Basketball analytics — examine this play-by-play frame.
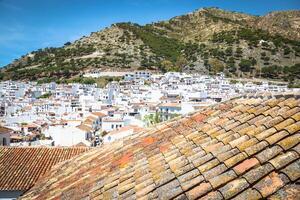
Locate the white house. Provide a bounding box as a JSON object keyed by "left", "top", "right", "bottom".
{"left": 0, "top": 126, "right": 13, "bottom": 146}
{"left": 103, "top": 125, "right": 143, "bottom": 144}
{"left": 102, "top": 118, "right": 125, "bottom": 132}
{"left": 44, "top": 121, "right": 91, "bottom": 146}
{"left": 158, "top": 102, "right": 182, "bottom": 121}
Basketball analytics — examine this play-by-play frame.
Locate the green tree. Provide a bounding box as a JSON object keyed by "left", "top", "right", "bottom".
{"left": 143, "top": 112, "right": 162, "bottom": 127}
{"left": 239, "top": 59, "right": 252, "bottom": 72}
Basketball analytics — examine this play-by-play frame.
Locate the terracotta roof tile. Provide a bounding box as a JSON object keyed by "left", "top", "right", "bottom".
{"left": 255, "top": 145, "right": 283, "bottom": 164}
{"left": 232, "top": 188, "right": 262, "bottom": 200}
{"left": 247, "top": 115, "right": 264, "bottom": 125}
{"left": 244, "top": 141, "right": 268, "bottom": 156}
{"left": 236, "top": 138, "right": 259, "bottom": 151}
{"left": 17, "top": 94, "right": 300, "bottom": 200}
{"left": 202, "top": 163, "right": 227, "bottom": 180}
{"left": 255, "top": 127, "right": 277, "bottom": 141}
{"left": 292, "top": 143, "right": 300, "bottom": 154}
{"left": 277, "top": 133, "right": 300, "bottom": 150}
{"left": 264, "top": 116, "right": 284, "bottom": 129}
{"left": 216, "top": 148, "right": 239, "bottom": 162}
{"left": 198, "top": 158, "right": 220, "bottom": 173}
{"left": 209, "top": 170, "right": 237, "bottom": 188}
{"left": 254, "top": 116, "right": 273, "bottom": 127}
{"left": 185, "top": 182, "right": 212, "bottom": 200}
{"left": 253, "top": 172, "right": 289, "bottom": 198}
{"left": 0, "top": 147, "right": 90, "bottom": 191}
{"left": 281, "top": 107, "right": 300, "bottom": 119}
{"left": 236, "top": 113, "right": 255, "bottom": 124}
{"left": 199, "top": 191, "right": 223, "bottom": 200}
{"left": 291, "top": 112, "right": 300, "bottom": 121}
{"left": 284, "top": 122, "right": 300, "bottom": 134}
{"left": 246, "top": 126, "right": 266, "bottom": 137}
{"left": 268, "top": 184, "right": 300, "bottom": 200}
{"left": 281, "top": 159, "right": 300, "bottom": 181}
{"left": 269, "top": 151, "right": 299, "bottom": 169}
{"left": 218, "top": 178, "right": 249, "bottom": 199}
{"left": 274, "top": 118, "right": 295, "bottom": 131}
{"left": 265, "top": 130, "right": 289, "bottom": 145}
{"left": 233, "top": 158, "right": 260, "bottom": 175}
{"left": 224, "top": 152, "right": 247, "bottom": 168}
{"left": 262, "top": 106, "right": 280, "bottom": 117}
{"left": 243, "top": 163, "right": 274, "bottom": 184}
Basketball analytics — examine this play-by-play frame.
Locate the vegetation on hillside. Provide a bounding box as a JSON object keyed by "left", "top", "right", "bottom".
{"left": 1, "top": 8, "right": 299, "bottom": 85}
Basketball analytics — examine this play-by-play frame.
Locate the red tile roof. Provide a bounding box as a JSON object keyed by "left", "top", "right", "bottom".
{"left": 91, "top": 112, "right": 107, "bottom": 117}
{"left": 0, "top": 126, "right": 13, "bottom": 134}
{"left": 19, "top": 93, "right": 300, "bottom": 199}
{"left": 0, "top": 147, "right": 91, "bottom": 191}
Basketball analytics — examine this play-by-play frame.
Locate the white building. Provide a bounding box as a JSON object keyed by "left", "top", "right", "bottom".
{"left": 102, "top": 118, "right": 125, "bottom": 132}
{"left": 0, "top": 126, "right": 13, "bottom": 146}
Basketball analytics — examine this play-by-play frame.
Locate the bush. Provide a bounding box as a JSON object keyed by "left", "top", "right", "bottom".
{"left": 239, "top": 59, "right": 253, "bottom": 72}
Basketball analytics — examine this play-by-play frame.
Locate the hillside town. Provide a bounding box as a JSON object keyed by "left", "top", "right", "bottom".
{"left": 0, "top": 71, "right": 293, "bottom": 147}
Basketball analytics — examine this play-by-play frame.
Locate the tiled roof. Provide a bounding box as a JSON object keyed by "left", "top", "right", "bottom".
{"left": 0, "top": 126, "right": 13, "bottom": 134}
{"left": 77, "top": 124, "right": 93, "bottom": 132}
{"left": 91, "top": 112, "right": 107, "bottom": 117}
{"left": 0, "top": 147, "right": 91, "bottom": 191}
{"left": 21, "top": 93, "right": 300, "bottom": 199}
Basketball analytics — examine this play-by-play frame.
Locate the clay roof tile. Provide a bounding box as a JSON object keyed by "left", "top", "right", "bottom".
{"left": 16, "top": 94, "right": 300, "bottom": 200}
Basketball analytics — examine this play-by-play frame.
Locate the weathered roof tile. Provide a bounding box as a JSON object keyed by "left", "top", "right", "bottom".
{"left": 274, "top": 118, "right": 295, "bottom": 131}
{"left": 264, "top": 116, "right": 284, "bottom": 129}
{"left": 185, "top": 182, "right": 212, "bottom": 200}
{"left": 292, "top": 143, "right": 300, "bottom": 155}
{"left": 16, "top": 94, "right": 300, "bottom": 200}
{"left": 284, "top": 122, "right": 300, "bottom": 134}
{"left": 236, "top": 138, "right": 259, "bottom": 151}
{"left": 156, "top": 179, "right": 183, "bottom": 199}
{"left": 265, "top": 130, "right": 289, "bottom": 145}
{"left": 255, "top": 145, "right": 283, "bottom": 164}
{"left": 198, "top": 158, "right": 220, "bottom": 173}
{"left": 243, "top": 163, "right": 274, "bottom": 184}
{"left": 216, "top": 148, "right": 240, "bottom": 162}
{"left": 269, "top": 151, "right": 299, "bottom": 169}
{"left": 268, "top": 184, "right": 300, "bottom": 200}
{"left": 203, "top": 164, "right": 227, "bottom": 180}
{"left": 229, "top": 135, "right": 249, "bottom": 148}
{"left": 218, "top": 178, "right": 249, "bottom": 199}
{"left": 253, "top": 172, "right": 289, "bottom": 198}
{"left": 232, "top": 188, "right": 262, "bottom": 200}
{"left": 209, "top": 170, "right": 237, "bottom": 189}
{"left": 199, "top": 191, "right": 223, "bottom": 200}
{"left": 244, "top": 141, "right": 268, "bottom": 156}
{"left": 255, "top": 128, "right": 277, "bottom": 141}
{"left": 277, "top": 133, "right": 300, "bottom": 150}
{"left": 224, "top": 152, "right": 247, "bottom": 168}
{"left": 280, "top": 159, "right": 300, "bottom": 181}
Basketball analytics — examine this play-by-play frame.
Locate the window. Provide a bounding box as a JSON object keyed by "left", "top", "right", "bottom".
{"left": 111, "top": 124, "right": 114, "bottom": 129}
{"left": 3, "top": 138, "right": 7, "bottom": 146}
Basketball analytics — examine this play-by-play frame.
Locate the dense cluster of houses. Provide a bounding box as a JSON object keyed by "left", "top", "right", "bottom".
{"left": 0, "top": 72, "right": 291, "bottom": 147}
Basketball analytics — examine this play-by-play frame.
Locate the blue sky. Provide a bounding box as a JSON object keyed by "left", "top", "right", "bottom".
{"left": 0, "top": 0, "right": 300, "bottom": 67}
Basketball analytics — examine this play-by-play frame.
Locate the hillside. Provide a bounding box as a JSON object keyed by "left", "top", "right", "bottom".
{"left": 1, "top": 8, "right": 300, "bottom": 84}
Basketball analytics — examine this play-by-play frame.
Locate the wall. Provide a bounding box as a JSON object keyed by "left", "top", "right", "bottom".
{"left": 0, "top": 133, "right": 10, "bottom": 146}
{"left": 0, "top": 190, "right": 24, "bottom": 199}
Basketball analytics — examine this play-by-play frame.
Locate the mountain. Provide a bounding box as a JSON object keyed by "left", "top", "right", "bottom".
{"left": 1, "top": 8, "right": 300, "bottom": 83}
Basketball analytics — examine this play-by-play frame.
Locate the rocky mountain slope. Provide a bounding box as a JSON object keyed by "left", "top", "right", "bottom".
{"left": 1, "top": 8, "right": 300, "bottom": 83}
